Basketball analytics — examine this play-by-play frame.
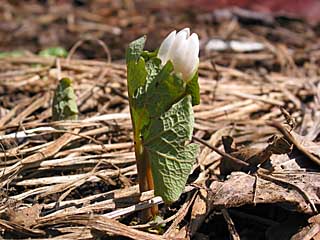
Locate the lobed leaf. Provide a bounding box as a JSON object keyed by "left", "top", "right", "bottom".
{"left": 143, "top": 96, "right": 199, "bottom": 203}
{"left": 126, "top": 36, "right": 148, "bottom": 97}
{"left": 186, "top": 72, "right": 200, "bottom": 106}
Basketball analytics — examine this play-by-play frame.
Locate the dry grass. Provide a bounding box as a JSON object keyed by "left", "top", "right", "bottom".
{"left": 0, "top": 1, "right": 320, "bottom": 239}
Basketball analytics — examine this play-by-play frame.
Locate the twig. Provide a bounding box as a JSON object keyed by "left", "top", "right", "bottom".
{"left": 192, "top": 136, "right": 249, "bottom": 167}
{"left": 104, "top": 196, "right": 163, "bottom": 219}
{"left": 267, "top": 121, "right": 320, "bottom": 166}
{"left": 300, "top": 224, "right": 320, "bottom": 240}
{"left": 67, "top": 38, "right": 112, "bottom": 63}
{"left": 221, "top": 209, "right": 240, "bottom": 240}
{"left": 163, "top": 191, "right": 197, "bottom": 238}
{"left": 257, "top": 169, "right": 318, "bottom": 214}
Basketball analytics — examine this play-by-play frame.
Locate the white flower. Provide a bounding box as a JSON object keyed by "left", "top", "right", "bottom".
{"left": 157, "top": 28, "right": 199, "bottom": 82}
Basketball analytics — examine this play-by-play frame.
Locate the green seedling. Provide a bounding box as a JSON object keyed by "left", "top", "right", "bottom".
{"left": 39, "top": 46, "right": 68, "bottom": 58}
{"left": 0, "top": 50, "right": 25, "bottom": 58}
{"left": 52, "top": 78, "right": 78, "bottom": 121}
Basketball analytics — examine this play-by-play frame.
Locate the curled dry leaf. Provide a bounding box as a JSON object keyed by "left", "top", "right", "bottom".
{"left": 209, "top": 172, "right": 320, "bottom": 214}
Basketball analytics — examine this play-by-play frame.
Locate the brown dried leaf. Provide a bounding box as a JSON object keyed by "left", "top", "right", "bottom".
{"left": 290, "top": 223, "right": 320, "bottom": 240}
{"left": 6, "top": 204, "right": 42, "bottom": 228}
{"left": 189, "top": 189, "right": 209, "bottom": 237}
{"left": 270, "top": 131, "right": 320, "bottom": 171}
{"left": 209, "top": 172, "right": 320, "bottom": 214}
{"left": 220, "top": 135, "right": 292, "bottom": 175}
{"left": 291, "top": 131, "right": 320, "bottom": 160}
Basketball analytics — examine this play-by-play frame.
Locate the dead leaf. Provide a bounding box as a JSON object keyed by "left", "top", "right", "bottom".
{"left": 6, "top": 204, "right": 42, "bottom": 228}
{"left": 189, "top": 189, "right": 209, "bottom": 237}
{"left": 209, "top": 172, "right": 320, "bottom": 214}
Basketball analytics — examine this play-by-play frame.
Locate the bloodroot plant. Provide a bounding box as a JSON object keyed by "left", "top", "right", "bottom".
{"left": 126, "top": 28, "right": 200, "bottom": 218}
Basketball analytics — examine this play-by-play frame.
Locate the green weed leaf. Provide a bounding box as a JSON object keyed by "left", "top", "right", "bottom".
{"left": 52, "top": 78, "right": 78, "bottom": 121}
{"left": 39, "top": 47, "right": 68, "bottom": 58}
{"left": 0, "top": 50, "right": 25, "bottom": 58}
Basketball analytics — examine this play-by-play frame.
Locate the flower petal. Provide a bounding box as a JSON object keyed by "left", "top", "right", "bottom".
{"left": 157, "top": 30, "right": 176, "bottom": 65}
{"left": 188, "top": 33, "right": 199, "bottom": 57}
{"left": 174, "top": 28, "right": 189, "bottom": 43}
{"left": 179, "top": 27, "right": 190, "bottom": 38}
{"left": 183, "top": 33, "right": 200, "bottom": 80}
{"left": 158, "top": 28, "right": 199, "bottom": 81}
{"left": 170, "top": 36, "right": 188, "bottom": 79}
{"left": 183, "top": 57, "right": 199, "bottom": 81}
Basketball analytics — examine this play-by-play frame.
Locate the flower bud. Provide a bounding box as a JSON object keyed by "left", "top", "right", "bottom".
{"left": 158, "top": 28, "right": 199, "bottom": 82}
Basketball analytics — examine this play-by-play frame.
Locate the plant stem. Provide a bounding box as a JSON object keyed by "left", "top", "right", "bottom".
{"left": 134, "top": 136, "right": 158, "bottom": 221}
{"left": 145, "top": 155, "right": 159, "bottom": 216}
{"left": 128, "top": 97, "right": 158, "bottom": 221}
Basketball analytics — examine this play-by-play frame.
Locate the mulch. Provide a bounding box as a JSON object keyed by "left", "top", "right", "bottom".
{"left": 0, "top": 1, "right": 319, "bottom": 239}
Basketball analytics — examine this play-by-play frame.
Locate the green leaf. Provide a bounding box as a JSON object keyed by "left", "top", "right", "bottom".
{"left": 52, "top": 78, "right": 78, "bottom": 121}
{"left": 143, "top": 96, "right": 199, "bottom": 203}
{"left": 0, "top": 50, "right": 25, "bottom": 58}
{"left": 39, "top": 47, "right": 68, "bottom": 58}
{"left": 141, "top": 50, "right": 158, "bottom": 61}
{"left": 186, "top": 72, "right": 200, "bottom": 106}
{"left": 132, "top": 59, "right": 186, "bottom": 143}
{"left": 139, "top": 60, "right": 185, "bottom": 119}
{"left": 126, "top": 36, "right": 147, "bottom": 97}
{"left": 126, "top": 36, "right": 146, "bottom": 63}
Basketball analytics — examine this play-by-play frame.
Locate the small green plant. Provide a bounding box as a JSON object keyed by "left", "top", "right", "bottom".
{"left": 0, "top": 50, "right": 25, "bottom": 58}
{"left": 126, "top": 28, "right": 200, "bottom": 213}
{"left": 52, "top": 78, "right": 78, "bottom": 121}
{"left": 39, "top": 47, "right": 68, "bottom": 58}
